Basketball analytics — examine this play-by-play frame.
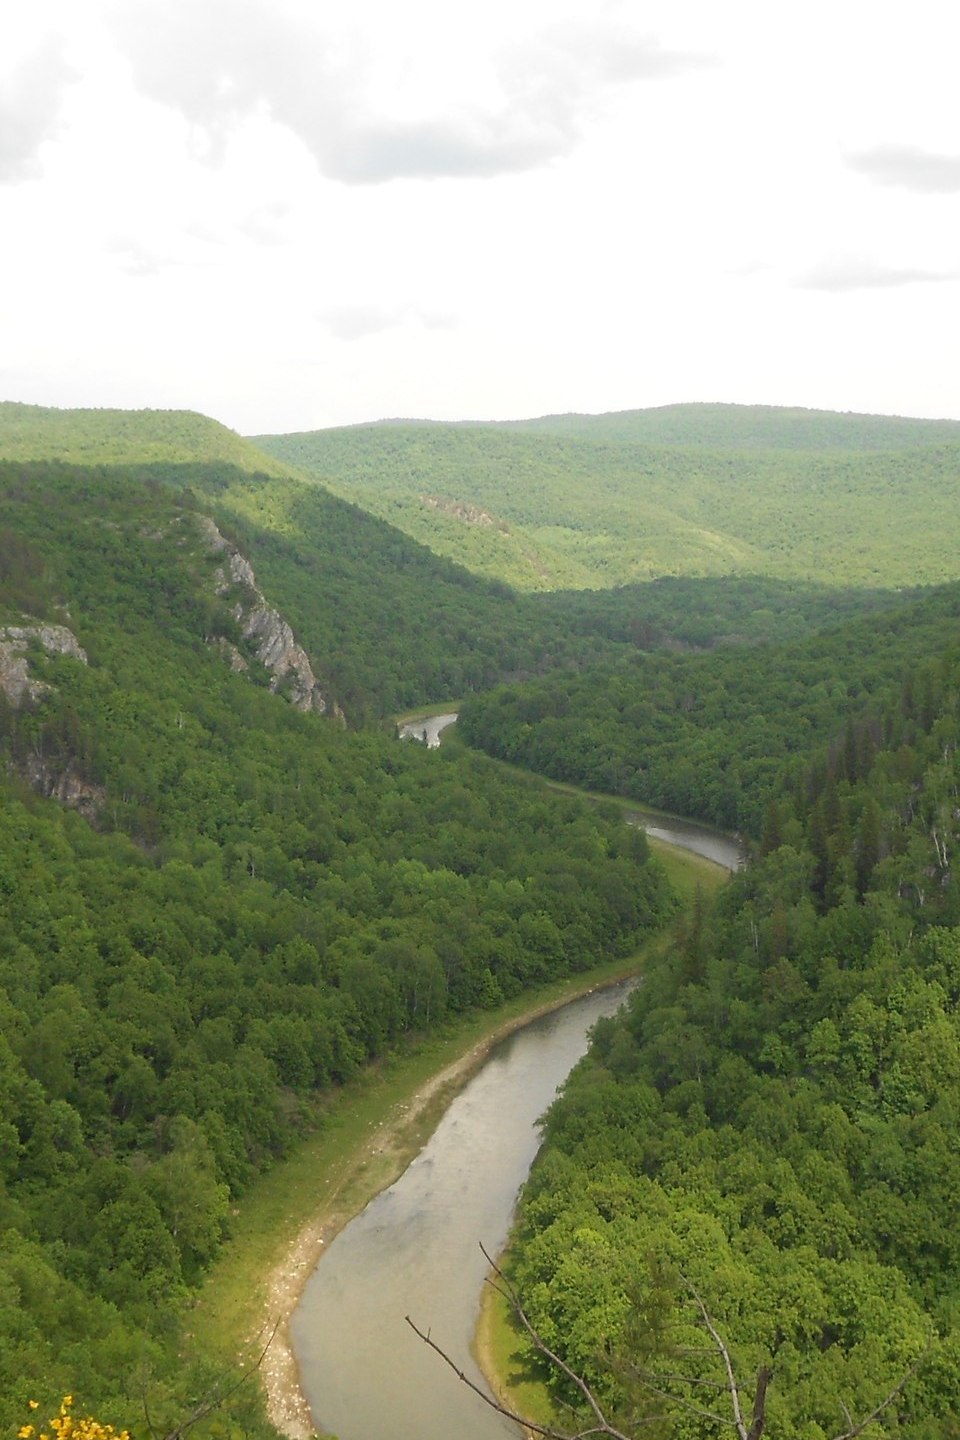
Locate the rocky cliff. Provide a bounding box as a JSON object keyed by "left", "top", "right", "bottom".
{"left": 198, "top": 517, "right": 343, "bottom": 720}
{"left": 0, "top": 622, "right": 104, "bottom": 817}
{"left": 0, "top": 622, "right": 88, "bottom": 705}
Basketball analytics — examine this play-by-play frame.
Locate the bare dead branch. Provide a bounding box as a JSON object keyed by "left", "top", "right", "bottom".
{"left": 405, "top": 1313, "right": 616, "bottom": 1440}
{"left": 409, "top": 1243, "right": 927, "bottom": 1440}
{"left": 141, "top": 1384, "right": 159, "bottom": 1440}
{"left": 479, "top": 1242, "right": 634, "bottom": 1440}
{"left": 682, "top": 1276, "right": 750, "bottom": 1440}
{"left": 161, "top": 1317, "right": 281, "bottom": 1440}
{"left": 405, "top": 1241, "right": 636, "bottom": 1440}
{"left": 620, "top": 1376, "right": 728, "bottom": 1428}
{"left": 746, "top": 1366, "right": 773, "bottom": 1440}
{"left": 829, "top": 1353, "right": 927, "bottom": 1440}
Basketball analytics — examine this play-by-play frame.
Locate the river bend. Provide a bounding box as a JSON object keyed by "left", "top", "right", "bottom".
{"left": 293, "top": 720, "right": 741, "bottom": 1439}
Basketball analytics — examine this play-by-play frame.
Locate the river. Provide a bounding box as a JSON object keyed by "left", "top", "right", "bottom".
{"left": 292, "top": 979, "right": 640, "bottom": 1440}
{"left": 292, "top": 722, "right": 742, "bottom": 1440}
{"left": 398, "top": 712, "right": 458, "bottom": 748}
{"left": 399, "top": 711, "right": 745, "bottom": 870}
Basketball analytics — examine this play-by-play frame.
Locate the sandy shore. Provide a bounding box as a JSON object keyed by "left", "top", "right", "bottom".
{"left": 253, "top": 976, "right": 634, "bottom": 1438}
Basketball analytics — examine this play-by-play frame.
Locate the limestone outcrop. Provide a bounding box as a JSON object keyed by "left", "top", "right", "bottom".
{"left": 0, "top": 622, "right": 103, "bottom": 817}
{"left": 198, "top": 517, "right": 342, "bottom": 719}
{"left": 0, "top": 623, "right": 88, "bottom": 706}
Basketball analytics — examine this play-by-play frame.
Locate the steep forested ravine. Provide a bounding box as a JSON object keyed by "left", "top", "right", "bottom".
{"left": 193, "top": 796, "right": 733, "bottom": 1440}
{"left": 457, "top": 581, "right": 960, "bottom": 834}
{"left": 0, "top": 464, "right": 675, "bottom": 1438}
{"left": 5, "top": 411, "right": 960, "bottom": 1440}
{"left": 483, "top": 644, "right": 960, "bottom": 1439}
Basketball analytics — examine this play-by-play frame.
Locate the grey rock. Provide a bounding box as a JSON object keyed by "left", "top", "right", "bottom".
{"left": 198, "top": 517, "right": 343, "bottom": 719}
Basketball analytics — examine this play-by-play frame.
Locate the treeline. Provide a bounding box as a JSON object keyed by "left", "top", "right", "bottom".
{"left": 0, "top": 461, "right": 672, "bottom": 1432}
{"left": 457, "top": 583, "right": 960, "bottom": 834}
{"left": 129, "top": 461, "right": 894, "bottom": 722}
{"left": 254, "top": 407, "right": 960, "bottom": 592}
{"left": 534, "top": 573, "right": 915, "bottom": 652}
{"left": 0, "top": 400, "right": 290, "bottom": 477}
{"left": 503, "top": 641, "right": 960, "bottom": 1437}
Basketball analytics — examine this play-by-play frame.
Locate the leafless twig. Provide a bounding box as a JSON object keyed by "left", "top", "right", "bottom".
{"left": 829, "top": 1353, "right": 927, "bottom": 1440}
{"left": 159, "top": 1317, "right": 281, "bottom": 1440}
{"left": 406, "top": 1243, "right": 632, "bottom": 1440}
{"left": 409, "top": 1246, "right": 927, "bottom": 1440}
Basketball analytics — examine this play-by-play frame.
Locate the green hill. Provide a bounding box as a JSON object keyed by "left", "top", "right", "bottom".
{"left": 253, "top": 405, "right": 960, "bottom": 591}
{"left": 0, "top": 401, "right": 291, "bottom": 477}
{"left": 0, "top": 456, "right": 672, "bottom": 1432}
{"left": 509, "top": 400, "right": 960, "bottom": 449}
{"left": 459, "top": 581, "right": 960, "bottom": 833}
{"left": 1, "top": 403, "right": 906, "bottom": 720}
{"left": 3, "top": 399, "right": 960, "bottom": 1436}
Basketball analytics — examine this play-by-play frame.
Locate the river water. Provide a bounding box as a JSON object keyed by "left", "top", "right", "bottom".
{"left": 398, "top": 711, "right": 745, "bottom": 870}
{"left": 292, "top": 980, "right": 638, "bottom": 1440}
{"left": 292, "top": 721, "right": 742, "bottom": 1439}
{"left": 398, "top": 713, "right": 458, "bottom": 748}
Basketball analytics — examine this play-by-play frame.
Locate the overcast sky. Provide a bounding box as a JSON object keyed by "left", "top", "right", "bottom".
{"left": 2, "top": 0, "right": 959, "bottom": 434}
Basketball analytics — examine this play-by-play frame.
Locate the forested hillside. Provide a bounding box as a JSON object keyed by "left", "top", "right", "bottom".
{"left": 0, "top": 406, "right": 906, "bottom": 723}
{"left": 254, "top": 406, "right": 960, "bottom": 592}
{"left": 0, "top": 458, "right": 672, "bottom": 1431}
{"left": 0, "top": 402, "right": 290, "bottom": 478}
{"left": 5, "top": 399, "right": 960, "bottom": 1440}
{"left": 503, "top": 638, "right": 960, "bottom": 1438}
{"left": 458, "top": 583, "right": 960, "bottom": 833}
{"left": 508, "top": 401, "right": 960, "bottom": 450}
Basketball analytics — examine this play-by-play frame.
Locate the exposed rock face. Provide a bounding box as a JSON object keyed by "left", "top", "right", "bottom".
{"left": 198, "top": 516, "right": 343, "bottom": 719}
{"left": 21, "top": 754, "right": 105, "bottom": 822}
{"left": 0, "top": 622, "right": 102, "bottom": 817}
{"left": 0, "top": 623, "right": 88, "bottom": 706}
{"left": 420, "top": 495, "right": 509, "bottom": 530}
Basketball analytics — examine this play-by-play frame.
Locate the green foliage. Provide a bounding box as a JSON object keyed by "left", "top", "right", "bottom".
{"left": 254, "top": 405, "right": 960, "bottom": 592}
{"left": 504, "top": 644, "right": 960, "bottom": 1435}
{"left": 458, "top": 584, "right": 960, "bottom": 833}
{"left": 0, "top": 458, "right": 672, "bottom": 1430}
{"left": 154, "top": 463, "right": 628, "bottom": 720}
{"left": 0, "top": 402, "right": 290, "bottom": 478}
{"left": 0, "top": 406, "right": 916, "bottom": 722}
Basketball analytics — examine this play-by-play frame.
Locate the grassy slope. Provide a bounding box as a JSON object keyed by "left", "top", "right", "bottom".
{"left": 253, "top": 405, "right": 960, "bottom": 591}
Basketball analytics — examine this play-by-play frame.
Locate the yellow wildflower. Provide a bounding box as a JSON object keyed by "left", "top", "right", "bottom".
{"left": 28, "top": 1405, "right": 39, "bottom": 1413}
{"left": 17, "top": 1426, "right": 34, "bottom": 1438}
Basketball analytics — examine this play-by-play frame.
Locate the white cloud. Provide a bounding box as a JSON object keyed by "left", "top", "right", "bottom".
{"left": 847, "top": 145, "right": 960, "bottom": 195}
{"left": 2, "top": 0, "right": 960, "bottom": 430}
{"left": 796, "top": 256, "right": 957, "bottom": 293}
{"left": 0, "top": 37, "right": 76, "bottom": 181}
{"left": 106, "top": 0, "right": 709, "bottom": 184}
{"left": 319, "top": 303, "right": 457, "bottom": 341}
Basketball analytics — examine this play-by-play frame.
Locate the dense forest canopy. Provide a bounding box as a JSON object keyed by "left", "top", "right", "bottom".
{"left": 0, "top": 403, "right": 290, "bottom": 478}
{"left": 504, "top": 401, "right": 960, "bottom": 449}
{"left": 0, "top": 457, "right": 672, "bottom": 1433}
{"left": 253, "top": 405, "right": 960, "bottom": 592}
{"left": 2, "top": 399, "right": 960, "bottom": 1439}
{"left": 457, "top": 582, "right": 960, "bottom": 833}
{"left": 504, "top": 638, "right": 960, "bottom": 1438}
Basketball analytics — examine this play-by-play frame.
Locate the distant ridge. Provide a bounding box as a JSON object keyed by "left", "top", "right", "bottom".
{"left": 254, "top": 403, "right": 960, "bottom": 592}
{"left": 502, "top": 401, "right": 960, "bottom": 450}
{"left": 0, "top": 400, "right": 291, "bottom": 476}
{"left": 275, "top": 402, "right": 960, "bottom": 450}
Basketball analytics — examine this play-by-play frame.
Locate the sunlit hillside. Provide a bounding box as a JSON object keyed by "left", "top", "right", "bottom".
{"left": 0, "top": 401, "right": 290, "bottom": 477}
{"left": 254, "top": 404, "right": 960, "bottom": 591}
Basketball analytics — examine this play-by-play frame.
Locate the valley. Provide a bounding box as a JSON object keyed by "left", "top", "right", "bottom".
{"left": 1, "top": 400, "right": 959, "bottom": 1439}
